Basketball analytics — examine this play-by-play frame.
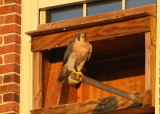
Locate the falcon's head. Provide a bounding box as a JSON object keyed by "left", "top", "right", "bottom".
{"left": 76, "top": 33, "right": 87, "bottom": 42}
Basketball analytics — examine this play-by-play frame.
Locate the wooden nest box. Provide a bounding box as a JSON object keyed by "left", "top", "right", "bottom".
{"left": 27, "top": 4, "right": 156, "bottom": 114}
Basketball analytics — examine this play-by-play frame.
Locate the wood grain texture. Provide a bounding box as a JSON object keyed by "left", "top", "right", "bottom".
{"left": 149, "top": 17, "right": 156, "bottom": 106}
{"left": 42, "top": 51, "right": 51, "bottom": 106}
{"left": 145, "top": 32, "right": 151, "bottom": 90}
{"left": 59, "top": 83, "right": 77, "bottom": 105}
{"left": 26, "top": 4, "right": 156, "bottom": 37}
{"left": 106, "top": 105, "right": 154, "bottom": 114}
{"left": 30, "top": 90, "right": 152, "bottom": 114}
{"left": 31, "top": 17, "right": 150, "bottom": 51}
{"left": 77, "top": 55, "right": 145, "bottom": 102}
{"left": 33, "top": 52, "right": 43, "bottom": 109}
{"left": 44, "top": 62, "right": 63, "bottom": 107}
{"left": 81, "top": 76, "right": 141, "bottom": 103}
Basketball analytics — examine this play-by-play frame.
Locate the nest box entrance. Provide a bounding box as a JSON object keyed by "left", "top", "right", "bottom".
{"left": 27, "top": 4, "right": 156, "bottom": 114}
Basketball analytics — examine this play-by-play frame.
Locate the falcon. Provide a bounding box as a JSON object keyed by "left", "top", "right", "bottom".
{"left": 57, "top": 33, "right": 92, "bottom": 83}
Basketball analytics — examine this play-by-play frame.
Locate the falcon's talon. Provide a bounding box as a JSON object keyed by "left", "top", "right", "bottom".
{"left": 79, "top": 75, "right": 84, "bottom": 81}
{"left": 73, "top": 71, "right": 84, "bottom": 81}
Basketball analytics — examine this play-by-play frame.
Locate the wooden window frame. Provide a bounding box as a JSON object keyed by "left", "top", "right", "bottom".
{"left": 39, "top": 0, "right": 126, "bottom": 24}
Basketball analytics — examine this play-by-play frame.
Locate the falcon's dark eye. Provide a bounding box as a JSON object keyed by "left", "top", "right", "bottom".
{"left": 77, "top": 34, "right": 80, "bottom": 41}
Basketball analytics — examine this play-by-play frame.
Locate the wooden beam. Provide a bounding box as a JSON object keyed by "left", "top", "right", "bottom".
{"left": 33, "top": 52, "right": 42, "bottom": 109}
{"left": 26, "top": 4, "right": 156, "bottom": 37}
{"left": 30, "top": 90, "right": 152, "bottom": 114}
{"left": 31, "top": 17, "right": 150, "bottom": 51}
{"left": 27, "top": 11, "right": 150, "bottom": 36}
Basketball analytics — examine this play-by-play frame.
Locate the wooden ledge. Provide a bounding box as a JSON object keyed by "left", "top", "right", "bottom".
{"left": 31, "top": 90, "right": 153, "bottom": 114}
{"left": 26, "top": 4, "right": 156, "bottom": 37}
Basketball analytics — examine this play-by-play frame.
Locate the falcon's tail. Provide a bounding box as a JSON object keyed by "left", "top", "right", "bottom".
{"left": 57, "top": 72, "right": 64, "bottom": 82}
{"left": 57, "top": 66, "right": 71, "bottom": 82}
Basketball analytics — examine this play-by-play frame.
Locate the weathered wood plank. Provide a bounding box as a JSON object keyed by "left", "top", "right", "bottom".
{"left": 44, "top": 62, "right": 63, "bottom": 107}
{"left": 33, "top": 52, "right": 42, "bottom": 109}
{"left": 145, "top": 32, "right": 151, "bottom": 90}
{"left": 149, "top": 16, "right": 156, "bottom": 106}
{"left": 59, "top": 83, "right": 77, "bottom": 105}
{"left": 106, "top": 105, "right": 154, "bottom": 114}
{"left": 81, "top": 76, "right": 141, "bottom": 103}
{"left": 30, "top": 90, "right": 152, "bottom": 114}
{"left": 31, "top": 17, "right": 150, "bottom": 51}
{"left": 42, "top": 51, "right": 51, "bottom": 106}
{"left": 26, "top": 4, "right": 156, "bottom": 37}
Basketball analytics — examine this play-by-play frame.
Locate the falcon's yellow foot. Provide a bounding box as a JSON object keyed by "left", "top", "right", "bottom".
{"left": 73, "top": 70, "right": 84, "bottom": 81}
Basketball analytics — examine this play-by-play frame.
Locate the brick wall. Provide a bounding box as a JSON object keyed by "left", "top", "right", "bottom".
{"left": 0, "top": 0, "right": 21, "bottom": 113}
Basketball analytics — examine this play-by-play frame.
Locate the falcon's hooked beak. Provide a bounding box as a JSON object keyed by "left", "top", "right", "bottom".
{"left": 77, "top": 33, "right": 87, "bottom": 42}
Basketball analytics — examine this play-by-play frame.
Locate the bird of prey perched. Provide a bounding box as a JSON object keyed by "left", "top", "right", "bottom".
{"left": 57, "top": 33, "right": 92, "bottom": 83}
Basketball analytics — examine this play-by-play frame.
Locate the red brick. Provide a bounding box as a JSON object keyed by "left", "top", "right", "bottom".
{"left": 0, "top": 56, "right": 2, "bottom": 64}
{"left": 0, "top": 4, "right": 21, "bottom": 15}
{"left": 0, "top": 44, "right": 20, "bottom": 54}
{"left": 3, "top": 93, "right": 19, "bottom": 103}
{"left": 0, "top": 95, "right": 2, "bottom": 104}
{"left": 0, "top": 84, "right": 19, "bottom": 94}
{"left": 0, "top": 16, "right": 4, "bottom": 24}
{"left": 4, "top": 14, "right": 21, "bottom": 24}
{"left": 0, "top": 64, "right": 20, "bottom": 74}
{"left": 0, "top": 76, "right": 2, "bottom": 84}
{"left": 0, "top": 0, "right": 3, "bottom": 5}
{"left": 4, "top": 54, "right": 20, "bottom": 64}
{"left": 4, "top": 74, "right": 20, "bottom": 84}
{"left": 0, "top": 37, "right": 2, "bottom": 44}
{"left": 0, "top": 102, "right": 19, "bottom": 113}
{"left": 0, "top": 24, "right": 21, "bottom": 34}
{"left": 4, "top": 34, "right": 21, "bottom": 44}
{"left": 4, "top": 0, "right": 21, "bottom": 4}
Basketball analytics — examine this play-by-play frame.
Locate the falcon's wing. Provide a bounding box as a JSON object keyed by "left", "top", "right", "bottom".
{"left": 63, "top": 41, "right": 75, "bottom": 63}
{"left": 87, "top": 44, "right": 92, "bottom": 61}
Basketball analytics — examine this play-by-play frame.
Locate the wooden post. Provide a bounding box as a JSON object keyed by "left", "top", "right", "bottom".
{"left": 145, "top": 32, "right": 151, "bottom": 90}
{"left": 33, "top": 52, "right": 42, "bottom": 109}
{"left": 149, "top": 16, "right": 156, "bottom": 106}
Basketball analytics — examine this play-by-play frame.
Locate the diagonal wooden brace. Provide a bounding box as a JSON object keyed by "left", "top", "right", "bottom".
{"left": 80, "top": 76, "right": 142, "bottom": 103}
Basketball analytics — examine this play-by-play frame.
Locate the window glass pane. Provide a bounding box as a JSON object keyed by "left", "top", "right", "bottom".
{"left": 47, "top": 5, "right": 83, "bottom": 22}
{"left": 126, "top": 0, "right": 157, "bottom": 9}
{"left": 87, "top": 0, "right": 122, "bottom": 16}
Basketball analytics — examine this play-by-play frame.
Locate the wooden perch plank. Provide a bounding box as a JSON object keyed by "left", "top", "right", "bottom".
{"left": 30, "top": 90, "right": 152, "bottom": 114}
{"left": 31, "top": 17, "right": 150, "bottom": 51}
{"left": 81, "top": 76, "right": 141, "bottom": 103}
{"left": 27, "top": 4, "right": 156, "bottom": 36}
